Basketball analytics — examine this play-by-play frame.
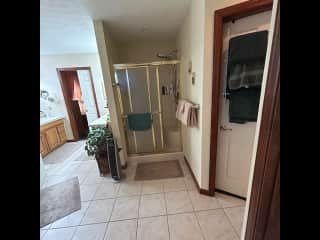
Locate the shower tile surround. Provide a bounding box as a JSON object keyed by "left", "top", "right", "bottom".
{"left": 41, "top": 144, "right": 245, "bottom": 240}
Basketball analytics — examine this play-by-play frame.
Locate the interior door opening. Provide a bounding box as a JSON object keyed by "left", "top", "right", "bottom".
{"left": 215, "top": 10, "right": 272, "bottom": 198}
{"left": 57, "top": 67, "right": 100, "bottom": 141}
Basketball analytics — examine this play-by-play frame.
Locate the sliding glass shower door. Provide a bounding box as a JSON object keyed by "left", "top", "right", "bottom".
{"left": 114, "top": 64, "right": 181, "bottom": 154}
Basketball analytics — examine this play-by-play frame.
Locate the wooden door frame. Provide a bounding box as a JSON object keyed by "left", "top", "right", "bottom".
{"left": 57, "top": 66, "right": 101, "bottom": 140}
{"left": 245, "top": 1, "right": 279, "bottom": 238}
{"left": 208, "top": 0, "right": 273, "bottom": 196}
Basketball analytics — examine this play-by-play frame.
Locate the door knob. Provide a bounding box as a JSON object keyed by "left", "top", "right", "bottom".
{"left": 220, "top": 125, "right": 232, "bottom": 131}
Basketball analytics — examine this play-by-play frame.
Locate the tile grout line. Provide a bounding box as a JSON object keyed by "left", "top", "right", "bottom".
{"left": 40, "top": 229, "right": 48, "bottom": 239}
{"left": 42, "top": 154, "right": 245, "bottom": 238}
{"left": 78, "top": 199, "right": 99, "bottom": 226}
{"left": 101, "top": 194, "right": 118, "bottom": 239}
{"left": 50, "top": 201, "right": 90, "bottom": 229}
{"left": 186, "top": 189, "right": 206, "bottom": 240}
{"left": 222, "top": 208, "right": 242, "bottom": 239}
{"left": 44, "top": 191, "right": 240, "bottom": 227}
{"left": 101, "top": 221, "right": 109, "bottom": 240}
{"left": 69, "top": 225, "right": 78, "bottom": 240}
{"left": 194, "top": 212, "right": 207, "bottom": 240}
{"left": 162, "top": 183, "right": 171, "bottom": 240}
{"left": 44, "top": 207, "right": 244, "bottom": 235}
{"left": 136, "top": 183, "right": 143, "bottom": 240}
{"left": 75, "top": 201, "right": 91, "bottom": 228}
{"left": 107, "top": 196, "right": 118, "bottom": 223}
{"left": 49, "top": 207, "right": 240, "bottom": 230}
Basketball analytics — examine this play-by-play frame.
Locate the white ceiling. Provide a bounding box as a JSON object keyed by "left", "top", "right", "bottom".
{"left": 40, "top": 0, "right": 98, "bottom": 55}
{"left": 82, "top": 0, "right": 190, "bottom": 43}
{"left": 41, "top": 0, "right": 190, "bottom": 54}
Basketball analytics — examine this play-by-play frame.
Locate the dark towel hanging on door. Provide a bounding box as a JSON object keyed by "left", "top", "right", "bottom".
{"left": 226, "top": 30, "right": 268, "bottom": 123}
{"left": 227, "top": 30, "right": 268, "bottom": 90}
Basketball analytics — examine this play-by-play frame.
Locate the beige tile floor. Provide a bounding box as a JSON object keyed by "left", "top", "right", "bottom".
{"left": 41, "top": 144, "right": 246, "bottom": 240}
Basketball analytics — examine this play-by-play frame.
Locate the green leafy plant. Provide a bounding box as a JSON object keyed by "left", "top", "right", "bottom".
{"left": 85, "top": 126, "right": 113, "bottom": 157}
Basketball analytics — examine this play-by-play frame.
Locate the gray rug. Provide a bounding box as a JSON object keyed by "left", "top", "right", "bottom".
{"left": 40, "top": 177, "right": 81, "bottom": 228}
{"left": 135, "top": 160, "right": 184, "bottom": 181}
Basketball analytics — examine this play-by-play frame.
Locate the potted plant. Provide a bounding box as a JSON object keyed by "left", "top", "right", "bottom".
{"left": 85, "top": 126, "right": 113, "bottom": 176}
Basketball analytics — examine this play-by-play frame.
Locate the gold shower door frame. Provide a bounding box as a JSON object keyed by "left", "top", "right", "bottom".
{"left": 113, "top": 61, "right": 179, "bottom": 154}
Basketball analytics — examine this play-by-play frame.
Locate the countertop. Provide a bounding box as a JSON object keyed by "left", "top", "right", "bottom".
{"left": 88, "top": 113, "right": 110, "bottom": 128}
{"left": 40, "top": 116, "right": 64, "bottom": 126}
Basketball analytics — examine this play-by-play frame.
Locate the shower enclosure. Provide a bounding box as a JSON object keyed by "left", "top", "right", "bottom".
{"left": 113, "top": 61, "right": 182, "bottom": 155}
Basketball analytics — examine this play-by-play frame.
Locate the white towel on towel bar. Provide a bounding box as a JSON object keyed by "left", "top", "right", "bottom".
{"left": 176, "top": 99, "right": 198, "bottom": 127}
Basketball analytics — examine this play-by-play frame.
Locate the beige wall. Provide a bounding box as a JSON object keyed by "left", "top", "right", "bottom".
{"left": 117, "top": 39, "right": 176, "bottom": 63}
{"left": 201, "top": 0, "right": 248, "bottom": 189}
{"left": 176, "top": 0, "right": 206, "bottom": 185}
{"left": 40, "top": 53, "right": 107, "bottom": 139}
{"left": 93, "top": 20, "right": 128, "bottom": 165}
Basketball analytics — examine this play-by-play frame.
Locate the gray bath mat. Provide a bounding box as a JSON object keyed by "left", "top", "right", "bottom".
{"left": 135, "top": 160, "right": 184, "bottom": 181}
{"left": 40, "top": 177, "right": 81, "bottom": 228}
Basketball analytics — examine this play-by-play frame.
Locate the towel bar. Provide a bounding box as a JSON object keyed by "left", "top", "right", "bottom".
{"left": 192, "top": 104, "right": 200, "bottom": 109}
{"left": 121, "top": 111, "right": 161, "bottom": 118}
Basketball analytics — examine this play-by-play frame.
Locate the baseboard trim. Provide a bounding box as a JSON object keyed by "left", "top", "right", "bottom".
{"left": 199, "top": 189, "right": 213, "bottom": 196}
{"left": 184, "top": 156, "right": 213, "bottom": 197}
{"left": 67, "top": 139, "right": 78, "bottom": 142}
{"left": 215, "top": 188, "right": 246, "bottom": 200}
{"left": 184, "top": 156, "right": 246, "bottom": 199}
{"left": 184, "top": 156, "right": 200, "bottom": 190}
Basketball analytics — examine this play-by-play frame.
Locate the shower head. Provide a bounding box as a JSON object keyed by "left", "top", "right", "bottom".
{"left": 156, "top": 49, "right": 178, "bottom": 60}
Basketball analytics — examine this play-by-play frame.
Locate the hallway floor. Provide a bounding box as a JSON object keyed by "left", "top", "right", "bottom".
{"left": 41, "top": 143, "right": 246, "bottom": 240}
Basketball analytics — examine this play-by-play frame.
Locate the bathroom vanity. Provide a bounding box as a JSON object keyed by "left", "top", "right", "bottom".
{"left": 40, "top": 117, "right": 67, "bottom": 157}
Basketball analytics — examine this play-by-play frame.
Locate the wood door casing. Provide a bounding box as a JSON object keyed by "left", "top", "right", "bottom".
{"left": 57, "top": 67, "right": 99, "bottom": 140}
{"left": 244, "top": 1, "right": 279, "bottom": 239}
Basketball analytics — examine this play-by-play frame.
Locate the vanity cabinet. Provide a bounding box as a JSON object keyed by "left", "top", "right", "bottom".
{"left": 40, "top": 119, "right": 67, "bottom": 157}
{"left": 40, "top": 134, "right": 50, "bottom": 156}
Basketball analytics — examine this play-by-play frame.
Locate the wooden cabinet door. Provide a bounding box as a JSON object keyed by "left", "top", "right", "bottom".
{"left": 45, "top": 127, "right": 61, "bottom": 150}
{"left": 57, "top": 124, "right": 67, "bottom": 143}
{"left": 40, "top": 134, "right": 49, "bottom": 156}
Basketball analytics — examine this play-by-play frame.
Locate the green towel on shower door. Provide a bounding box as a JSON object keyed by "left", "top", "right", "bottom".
{"left": 127, "top": 113, "right": 152, "bottom": 131}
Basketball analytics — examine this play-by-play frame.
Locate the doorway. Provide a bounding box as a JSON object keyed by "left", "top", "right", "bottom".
{"left": 209, "top": 1, "right": 279, "bottom": 239}
{"left": 215, "top": 11, "right": 272, "bottom": 198}
{"left": 209, "top": 0, "right": 273, "bottom": 198}
{"left": 57, "top": 67, "right": 100, "bottom": 141}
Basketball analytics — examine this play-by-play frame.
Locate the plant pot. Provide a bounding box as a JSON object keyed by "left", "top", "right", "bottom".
{"left": 95, "top": 145, "right": 109, "bottom": 176}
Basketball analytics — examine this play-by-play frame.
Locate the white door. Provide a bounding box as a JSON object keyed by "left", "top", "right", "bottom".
{"left": 77, "top": 70, "right": 99, "bottom": 124}
{"left": 215, "top": 11, "right": 271, "bottom": 198}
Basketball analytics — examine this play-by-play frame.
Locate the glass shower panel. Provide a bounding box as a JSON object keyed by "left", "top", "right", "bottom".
{"left": 116, "top": 69, "right": 135, "bottom": 153}
{"left": 149, "top": 66, "right": 162, "bottom": 152}
{"left": 127, "top": 68, "right": 154, "bottom": 153}
{"left": 158, "top": 65, "right": 182, "bottom": 152}
{"left": 115, "top": 63, "right": 182, "bottom": 155}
